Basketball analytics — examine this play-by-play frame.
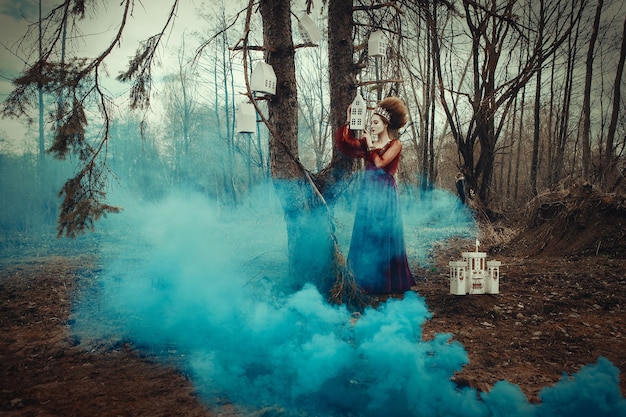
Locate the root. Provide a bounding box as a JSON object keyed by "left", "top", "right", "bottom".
{"left": 327, "top": 241, "right": 371, "bottom": 310}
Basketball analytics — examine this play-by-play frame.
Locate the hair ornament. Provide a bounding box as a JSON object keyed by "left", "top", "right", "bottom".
{"left": 374, "top": 106, "right": 391, "bottom": 122}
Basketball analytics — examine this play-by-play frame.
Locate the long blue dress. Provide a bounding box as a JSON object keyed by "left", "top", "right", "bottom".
{"left": 336, "top": 125, "right": 416, "bottom": 294}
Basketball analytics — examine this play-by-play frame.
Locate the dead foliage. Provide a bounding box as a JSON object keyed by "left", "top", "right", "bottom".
{"left": 496, "top": 182, "right": 626, "bottom": 259}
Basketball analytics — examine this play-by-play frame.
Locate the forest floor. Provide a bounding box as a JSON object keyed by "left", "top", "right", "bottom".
{"left": 1, "top": 183, "right": 625, "bottom": 416}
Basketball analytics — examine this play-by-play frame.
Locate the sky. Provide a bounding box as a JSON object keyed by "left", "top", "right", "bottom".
{"left": 0, "top": 0, "right": 212, "bottom": 151}
{"left": 0, "top": 0, "right": 208, "bottom": 83}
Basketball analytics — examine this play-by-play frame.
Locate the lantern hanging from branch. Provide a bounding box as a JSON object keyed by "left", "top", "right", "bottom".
{"left": 236, "top": 102, "right": 257, "bottom": 133}
{"left": 297, "top": 14, "right": 322, "bottom": 44}
{"left": 368, "top": 30, "right": 386, "bottom": 57}
{"left": 250, "top": 61, "right": 277, "bottom": 95}
{"left": 349, "top": 91, "right": 366, "bottom": 131}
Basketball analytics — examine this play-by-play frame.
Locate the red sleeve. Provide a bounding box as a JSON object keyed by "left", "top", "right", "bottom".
{"left": 335, "top": 125, "right": 367, "bottom": 159}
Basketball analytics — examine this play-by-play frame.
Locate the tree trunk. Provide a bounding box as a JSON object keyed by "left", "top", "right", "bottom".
{"left": 505, "top": 93, "right": 517, "bottom": 202}
{"left": 531, "top": 62, "right": 542, "bottom": 196}
{"left": 604, "top": 14, "right": 626, "bottom": 187}
{"left": 581, "top": 0, "right": 604, "bottom": 180}
{"left": 421, "top": 7, "right": 432, "bottom": 193}
{"left": 554, "top": 13, "right": 580, "bottom": 185}
{"left": 531, "top": 0, "right": 545, "bottom": 197}
{"left": 319, "top": 0, "right": 360, "bottom": 200}
{"left": 258, "top": 0, "right": 334, "bottom": 293}
{"left": 38, "top": 0, "right": 45, "bottom": 162}
{"left": 547, "top": 53, "right": 556, "bottom": 188}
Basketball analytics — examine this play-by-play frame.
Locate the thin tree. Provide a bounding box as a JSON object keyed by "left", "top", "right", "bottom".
{"left": 581, "top": 0, "right": 604, "bottom": 180}
{"left": 604, "top": 14, "right": 626, "bottom": 188}
{"left": 531, "top": 0, "right": 545, "bottom": 196}
{"left": 552, "top": 8, "right": 582, "bottom": 187}
{"left": 37, "top": 0, "right": 44, "bottom": 163}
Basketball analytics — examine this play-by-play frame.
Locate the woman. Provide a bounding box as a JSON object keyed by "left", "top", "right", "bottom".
{"left": 336, "top": 96, "right": 416, "bottom": 294}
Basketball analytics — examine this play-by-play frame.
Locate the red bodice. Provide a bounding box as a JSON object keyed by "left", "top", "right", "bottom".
{"left": 335, "top": 125, "right": 401, "bottom": 175}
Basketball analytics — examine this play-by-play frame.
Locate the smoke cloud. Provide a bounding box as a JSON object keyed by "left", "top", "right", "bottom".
{"left": 72, "top": 182, "right": 626, "bottom": 416}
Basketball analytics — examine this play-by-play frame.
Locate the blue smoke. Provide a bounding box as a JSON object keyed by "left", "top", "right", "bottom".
{"left": 72, "top": 183, "right": 626, "bottom": 416}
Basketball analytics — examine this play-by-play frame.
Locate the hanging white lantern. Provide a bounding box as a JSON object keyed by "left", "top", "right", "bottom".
{"left": 349, "top": 91, "right": 366, "bottom": 131}
{"left": 250, "top": 61, "right": 277, "bottom": 95}
{"left": 298, "top": 14, "right": 322, "bottom": 44}
{"left": 368, "top": 30, "right": 386, "bottom": 57}
{"left": 236, "top": 102, "right": 257, "bottom": 133}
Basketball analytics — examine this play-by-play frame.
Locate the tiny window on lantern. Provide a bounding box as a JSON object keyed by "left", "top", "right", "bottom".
{"left": 236, "top": 102, "right": 257, "bottom": 133}
{"left": 250, "top": 62, "right": 277, "bottom": 95}
{"left": 298, "top": 14, "right": 321, "bottom": 44}
{"left": 368, "top": 30, "right": 386, "bottom": 58}
{"left": 349, "top": 92, "right": 366, "bottom": 130}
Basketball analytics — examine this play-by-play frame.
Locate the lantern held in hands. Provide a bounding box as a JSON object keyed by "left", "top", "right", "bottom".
{"left": 349, "top": 92, "right": 366, "bottom": 131}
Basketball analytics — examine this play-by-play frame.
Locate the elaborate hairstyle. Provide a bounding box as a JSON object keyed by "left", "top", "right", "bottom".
{"left": 375, "top": 96, "right": 408, "bottom": 131}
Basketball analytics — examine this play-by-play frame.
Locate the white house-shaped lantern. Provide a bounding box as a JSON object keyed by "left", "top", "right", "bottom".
{"left": 368, "top": 30, "right": 386, "bottom": 57}
{"left": 236, "top": 102, "right": 257, "bottom": 133}
{"left": 349, "top": 91, "right": 366, "bottom": 130}
{"left": 298, "top": 14, "right": 321, "bottom": 44}
{"left": 250, "top": 61, "right": 277, "bottom": 95}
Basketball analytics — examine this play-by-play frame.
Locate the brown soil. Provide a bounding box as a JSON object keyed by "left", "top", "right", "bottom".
{"left": 1, "top": 184, "right": 625, "bottom": 415}
{"left": 0, "top": 255, "right": 220, "bottom": 417}
{"left": 419, "top": 184, "right": 626, "bottom": 402}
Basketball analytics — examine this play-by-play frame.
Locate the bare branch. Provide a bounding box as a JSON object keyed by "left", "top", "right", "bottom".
{"left": 117, "top": 0, "right": 180, "bottom": 110}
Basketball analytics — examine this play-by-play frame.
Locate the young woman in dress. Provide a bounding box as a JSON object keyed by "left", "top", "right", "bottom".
{"left": 335, "top": 96, "right": 416, "bottom": 294}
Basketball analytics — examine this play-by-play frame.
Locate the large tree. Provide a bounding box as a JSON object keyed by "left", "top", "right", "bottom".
{"left": 254, "top": 0, "right": 334, "bottom": 293}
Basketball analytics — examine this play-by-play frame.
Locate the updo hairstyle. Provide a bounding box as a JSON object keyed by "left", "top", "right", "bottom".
{"left": 376, "top": 96, "right": 408, "bottom": 132}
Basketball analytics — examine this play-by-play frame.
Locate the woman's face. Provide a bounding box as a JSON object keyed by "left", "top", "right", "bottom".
{"left": 370, "top": 114, "right": 387, "bottom": 136}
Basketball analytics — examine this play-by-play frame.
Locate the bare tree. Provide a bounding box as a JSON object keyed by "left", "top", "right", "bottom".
{"left": 37, "top": 0, "right": 44, "bottom": 162}
{"left": 429, "top": 0, "right": 584, "bottom": 209}
{"left": 530, "top": 0, "right": 546, "bottom": 196}
{"left": 296, "top": 34, "right": 331, "bottom": 172}
{"left": 550, "top": 7, "right": 582, "bottom": 188}
{"left": 604, "top": 14, "right": 626, "bottom": 188}
{"left": 163, "top": 37, "right": 198, "bottom": 186}
{"left": 581, "top": 0, "right": 604, "bottom": 180}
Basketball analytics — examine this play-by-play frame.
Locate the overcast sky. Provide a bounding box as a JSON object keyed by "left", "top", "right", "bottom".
{"left": 0, "top": 0, "right": 215, "bottom": 91}
{"left": 0, "top": 0, "right": 214, "bottom": 151}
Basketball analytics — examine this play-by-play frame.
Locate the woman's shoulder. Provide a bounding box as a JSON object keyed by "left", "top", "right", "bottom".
{"left": 386, "top": 139, "right": 402, "bottom": 150}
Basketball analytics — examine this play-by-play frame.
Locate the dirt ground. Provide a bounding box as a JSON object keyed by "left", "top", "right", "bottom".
{"left": 1, "top": 184, "right": 625, "bottom": 416}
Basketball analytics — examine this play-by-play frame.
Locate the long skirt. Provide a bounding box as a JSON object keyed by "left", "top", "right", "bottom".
{"left": 347, "top": 169, "right": 416, "bottom": 294}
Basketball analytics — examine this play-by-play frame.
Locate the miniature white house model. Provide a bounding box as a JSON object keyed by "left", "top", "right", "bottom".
{"left": 298, "top": 14, "right": 321, "bottom": 44}
{"left": 250, "top": 62, "right": 277, "bottom": 95}
{"left": 449, "top": 240, "right": 501, "bottom": 295}
{"left": 236, "top": 102, "right": 257, "bottom": 133}
{"left": 368, "top": 30, "right": 386, "bottom": 57}
{"left": 349, "top": 92, "right": 366, "bottom": 130}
